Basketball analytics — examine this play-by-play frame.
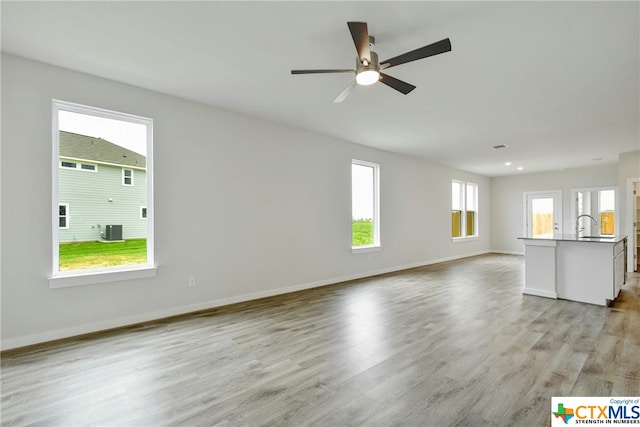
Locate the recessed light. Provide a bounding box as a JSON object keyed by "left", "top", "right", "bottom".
{"left": 517, "top": 166, "right": 524, "bottom": 171}
{"left": 505, "top": 161, "right": 512, "bottom": 166}
{"left": 493, "top": 144, "right": 508, "bottom": 149}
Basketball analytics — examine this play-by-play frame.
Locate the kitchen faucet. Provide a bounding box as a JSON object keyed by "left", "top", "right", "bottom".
{"left": 575, "top": 214, "right": 597, "bottom": 236}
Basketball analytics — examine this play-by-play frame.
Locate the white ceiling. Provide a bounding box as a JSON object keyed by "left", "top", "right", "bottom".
{"left": 2, "top": 1, "right": 638, "bottom": 177}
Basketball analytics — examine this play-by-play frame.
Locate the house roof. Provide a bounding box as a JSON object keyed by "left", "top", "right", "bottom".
{"left": 59, "top": 131, "right": 146, "bottom": 168}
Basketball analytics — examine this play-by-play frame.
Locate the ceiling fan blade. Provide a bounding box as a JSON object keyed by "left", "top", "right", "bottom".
{"left": 347, "top": 21, "right": 371, "bottom": 63}
{"left": 380, "top": 38, "right": 452, "bottom": 69}
{"left": 291, "top": 69, "right": 354, "bottom": 75}
{"left": 379, "top": 73, "right": 416, "bottom": 95}
{"left": 332, "top": 81, "right": 357, "bottom": 103}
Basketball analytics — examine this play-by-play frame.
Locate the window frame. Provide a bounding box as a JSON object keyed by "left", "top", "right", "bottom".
{"left": 140, "top": 206, "right": 147, "bottom": 220}
{"left": 50, "top": 99, "right": 156, "bottom": 288}
{"left": 351, "top": 159, "right": 381, "bottom": 253}
{"left": 60, "top": 159, "right": 98, "bottom": 172}
{"left": 571, "top": 186, "right": 617, "bottom": 237}
{"left": 122, "top": 168, "right": 134, "bottom": 186}
{"left": 60, "top": 160, "right": 77, "bottom": 169}
{"left": 452, "top": 179, "right": 479, "bottom": 241}
{"left": 59, "top": 203, "right": 69, "bottom": 229}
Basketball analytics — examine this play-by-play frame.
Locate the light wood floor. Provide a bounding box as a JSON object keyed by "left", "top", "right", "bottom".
{"left": 2, "top": 254, "right": 639, "bottom": 426}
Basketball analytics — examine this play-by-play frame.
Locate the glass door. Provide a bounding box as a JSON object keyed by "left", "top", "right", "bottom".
{"left": 525, "top": 191, "right": 562, "bottom": 238}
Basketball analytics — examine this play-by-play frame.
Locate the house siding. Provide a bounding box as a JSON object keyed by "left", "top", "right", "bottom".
{"left": 59, "top": 163, "right": 147, "bottom": 242}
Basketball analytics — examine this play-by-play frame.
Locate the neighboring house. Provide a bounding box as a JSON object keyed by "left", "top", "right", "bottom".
{"left": 58, "top": 131, "right": 147, "bottom": 243}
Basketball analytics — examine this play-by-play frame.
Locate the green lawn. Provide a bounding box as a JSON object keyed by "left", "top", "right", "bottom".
{"left": 352, "top": 219, "right": 374, "bottom": 246}
{"left": 59, "top": 239, "right": 147, "bottom": 271}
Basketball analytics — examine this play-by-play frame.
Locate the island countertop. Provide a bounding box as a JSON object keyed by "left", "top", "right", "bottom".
{"left": 518, "top": 234, "right": 627, "bottom": 244}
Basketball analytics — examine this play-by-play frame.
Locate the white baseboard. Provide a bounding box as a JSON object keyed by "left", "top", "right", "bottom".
{"left": 523, "top": 287, "right": 557, "bottom": 299}
{"left": 1, "top": 251, "right": 492, "bottom": 351}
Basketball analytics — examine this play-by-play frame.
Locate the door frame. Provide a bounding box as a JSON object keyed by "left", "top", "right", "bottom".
{"left": 523, "top": 190, "right": 563, "bottom": 238}
{"left": 626, "top": 178, "right": 639, "bottom": 272}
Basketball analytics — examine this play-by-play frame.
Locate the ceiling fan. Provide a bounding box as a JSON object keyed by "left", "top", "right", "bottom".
{"left": 291, "top": 21, "right": 452, "bottom": 103}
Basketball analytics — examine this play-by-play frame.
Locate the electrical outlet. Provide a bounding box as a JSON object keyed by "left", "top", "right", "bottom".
{"left": 188, "top": 276, "right": 196, "bottom": 287}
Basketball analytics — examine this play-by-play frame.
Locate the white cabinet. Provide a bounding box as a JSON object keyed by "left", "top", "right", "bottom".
{"left": 520, "top": 235, "right": 627, "bottom": 306}
{"left": 556, "top": 238, "right": 626, "bottom": 306}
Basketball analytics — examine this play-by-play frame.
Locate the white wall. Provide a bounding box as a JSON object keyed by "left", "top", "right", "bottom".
{"left": 0, "top": 54, "right": 490, "bottom": 349}
{"left": 490, "top": 165, "right": 619, "bottom": 254}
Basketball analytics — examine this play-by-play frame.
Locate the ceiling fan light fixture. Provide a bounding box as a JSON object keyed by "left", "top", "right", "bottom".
{"left": 356, "top": 69, "right": 380, "bottom": 85}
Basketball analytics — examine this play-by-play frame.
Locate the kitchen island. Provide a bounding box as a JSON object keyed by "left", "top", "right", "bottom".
{"left": 518, "top": 234, "right": 627, "bottom": 306}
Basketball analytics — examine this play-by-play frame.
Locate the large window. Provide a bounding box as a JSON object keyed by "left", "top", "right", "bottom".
{"left": 573, "top": 187, "right": 616, "bottom": 237}
{"left": 452, "top": 180, "right": 478, "bottom": 239}
{"left": 352, "top": 160, "right": 380, "bottom": 250}
{"left": 51, "top": 100, "right": 155, "bottom": 287}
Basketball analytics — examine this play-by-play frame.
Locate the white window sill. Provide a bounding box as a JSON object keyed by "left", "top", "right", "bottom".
{"left": 352, "top": 245, "right": 382, "bottom": 254}
{"left": 49, "top": 265, "right": 157, "bottom": 289}
{"left": 451, "top": 236, "right": 479, "bottom": 243}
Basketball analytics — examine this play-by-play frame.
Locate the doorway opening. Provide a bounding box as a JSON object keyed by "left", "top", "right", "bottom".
{"left": 524, "top": 190, "right": 562, "bottom": 238}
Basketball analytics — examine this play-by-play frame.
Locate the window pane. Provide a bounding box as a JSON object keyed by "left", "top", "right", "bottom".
{"left": 56, "top": 105, "right": 150, "bottom": 273}
{"left": 452, "top": 211, "right": 462, "bottom": 238}
{"left": 352, "top": 162, "right": 377, "bottom": 247}
{"left": 466, "top": 211, "right": 475, "bottom": 236}
{"left": 61, "top": 161, "right": 76, "bottom": 168}
{"left": 466, "top": 183, "right": 476, "bottom": 211}
{"left": 452, "top": 182, "right": 462, "bottom": 210}
{"left": 531, "top": 197, "right": 554, "bottom": 237}
{"left": 59, "top": 205, "right": 66, "bottom": 215}
{"left": 600, "top": 212, "right": 615, "bottom": 235}
{"left": 599, "top": 190, "right": 615, "bottom": 211}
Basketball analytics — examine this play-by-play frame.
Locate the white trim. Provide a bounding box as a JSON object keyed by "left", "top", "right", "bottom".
{"left": 626, "top": 177, "right": 640, "bottom": 272}
{"left": 51, "top": 99, "right": 154, "bottom": 283}
{"left": 3, "top": 251, "right": 491, "bottom": 351}
{"left": 49, "top": 266, "right": 157, "bottom": 289}
{"left": 352, "top": 245, "right": 381, "bottom": 254}
{"left": 452, "top": 236, "right": 479, "bottom": 243}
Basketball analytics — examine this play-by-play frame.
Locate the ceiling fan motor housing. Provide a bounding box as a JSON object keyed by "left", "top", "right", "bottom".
{"left": 357, "top": 50, "right": 379, "bottom": 71}
{"left": 356, "top": 46, "right": 380, "bottom": 85}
